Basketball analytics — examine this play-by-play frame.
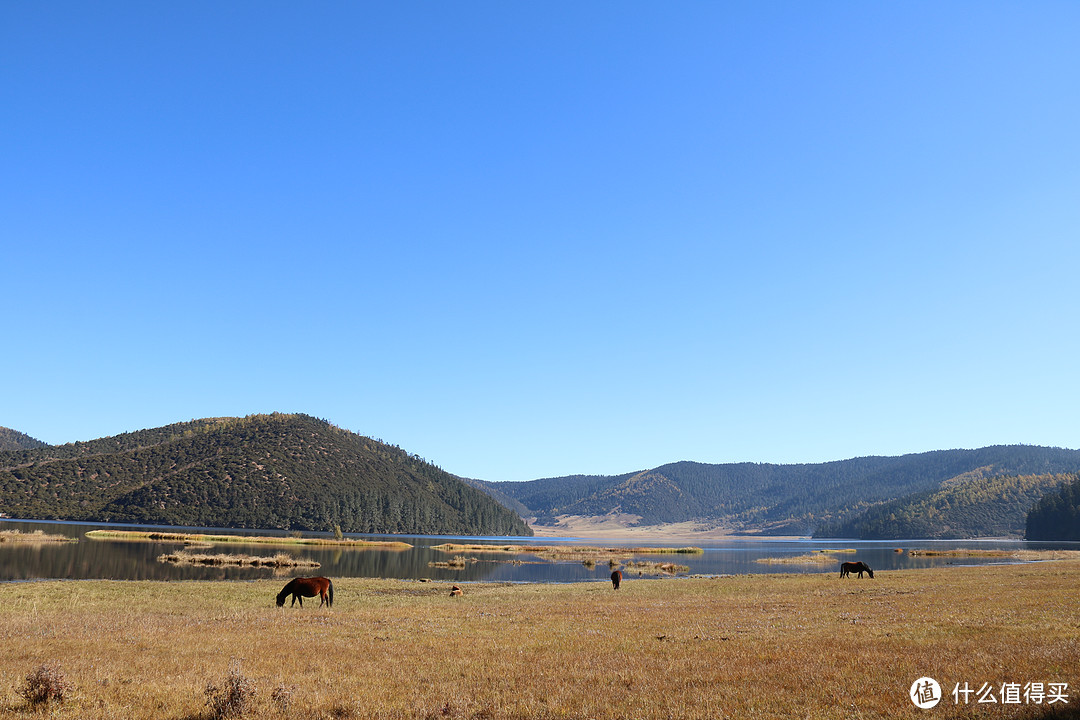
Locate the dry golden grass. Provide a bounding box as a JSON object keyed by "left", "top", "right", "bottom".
{"left": 428, "top": 556, "right": 470, "bottom": 569}
{"left": 909, "top": 548, "right": 1080, "bottom": 561}
{"left": 0, "top": 561, "right": 1077, "bottom": 719}
{"left": 431, "top": 543, "right": 703, "bottom": 556}
{"left": 432, "top": 543, "right": 702, "bottom": 573}
{"left": 622, "top": 560, "right": 690, "bottom": 575}
{"left": 755, "top": 553, "right": 841, "bottom": 565}
{"left": 157, "top": 550, "right": 321, "bottom": 568}
{"left": 0, "top": 530, "right": 75, "bottom": 544}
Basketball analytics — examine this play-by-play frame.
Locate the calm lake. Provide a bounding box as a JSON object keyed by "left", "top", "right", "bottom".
{"left": 2, "top": 519, "right": 1076, "bottom": 584}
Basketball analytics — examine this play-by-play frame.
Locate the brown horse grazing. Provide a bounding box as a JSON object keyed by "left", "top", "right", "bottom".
{"left": 611, "top": 570, "right": 622, "bottom": 590}
{"left": 276, "top": 576, "right": 334, "bottom": 608}
{"left": 839, "top": 561, "right": 874, "bottom": 579}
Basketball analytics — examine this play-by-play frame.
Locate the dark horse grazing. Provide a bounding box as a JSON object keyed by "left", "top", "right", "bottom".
{"left": 611, "top": 570, "right": 622, "bottom": 590}
{"left": 839, "top": 561, "right": 874, "bottom": 579}
{"left": 276, "top": 576, "right": 334, "bottom": 608}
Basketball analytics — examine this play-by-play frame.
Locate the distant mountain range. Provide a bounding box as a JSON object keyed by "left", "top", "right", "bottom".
{"left": 474, "top": 446, "right": 1080, "bottom": 539}
{"left": 0, "top": 414, "right": 531, "bottom": 536}
{"left": 4, "top": 416, "right": 1076, "bottom": 540}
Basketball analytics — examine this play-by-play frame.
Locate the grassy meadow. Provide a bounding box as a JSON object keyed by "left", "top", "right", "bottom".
{"left": 0, "top": 560, "right": 1077, "bottom": 719}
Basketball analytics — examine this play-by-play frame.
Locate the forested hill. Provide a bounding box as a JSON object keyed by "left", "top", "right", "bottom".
{"left": 813, "top": 472, "right": 1074, "bottom": 539}
{"left": 0, "top": 414, "right": 531, "bottom": 536}
{"left": 483, "top": 446, "right": 1080, "bottom": 536}
{"left": 0, "top": 427, "right": 48, "bottom": 452}
{"left": 1026, "top": 475, "right": 1080, "bottom": 541}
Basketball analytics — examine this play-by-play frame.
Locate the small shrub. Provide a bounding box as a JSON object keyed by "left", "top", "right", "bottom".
{"left": 270, "top": 683, "right": 295, "bottom": 714}
{"left": 205, "top": 660, "right": 256, "bottom": 719}
{"left": 18, "top": 662, "right": 74, "bottom": 706}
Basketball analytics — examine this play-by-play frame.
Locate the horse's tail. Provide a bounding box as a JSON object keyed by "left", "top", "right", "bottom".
{"left": 328, "top": 578, "right": 334, "bottom": 608}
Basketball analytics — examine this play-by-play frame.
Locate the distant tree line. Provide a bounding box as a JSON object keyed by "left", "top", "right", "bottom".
{"left": 1025, "top": 474, "right": 1080, "bottom": 541}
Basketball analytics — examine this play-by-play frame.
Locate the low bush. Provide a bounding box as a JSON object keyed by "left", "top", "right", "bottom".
{"left": 18, "top": 662, "right": 74, "bottom": 706}
{"left": 205, "top": 660, "right": 256, "bottom": 719}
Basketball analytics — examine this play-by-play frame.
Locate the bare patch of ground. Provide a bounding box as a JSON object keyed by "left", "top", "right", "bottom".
{"left": 528, "top": 514, "right": 805, "bottom": 541}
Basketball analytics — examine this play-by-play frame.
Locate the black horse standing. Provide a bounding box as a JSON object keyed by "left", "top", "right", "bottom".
{"left": 276, "top": 576, "right": 334, "bottom": 608}
{"left": 839, "top": 561, "right": 874, "bottom": 579}
{"left": 611, "top": 570, "right": 622, "bottom": 590}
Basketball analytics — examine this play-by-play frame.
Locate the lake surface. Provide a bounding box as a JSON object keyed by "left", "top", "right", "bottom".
{"left": 2, "top": 519, "right": 1076, "bottom": 584}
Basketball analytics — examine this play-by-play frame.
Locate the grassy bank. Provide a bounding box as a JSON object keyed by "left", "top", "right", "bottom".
{"left": 431, "top": 543, "right": 702, "bottom": 557}
{"left": 157, "top": 550, "right": 321, "bottom": 569}
{"left": 85, "top": 529, "right": 412, "bottom": 550}
{"left": 0, "top": 562, "right": 1077, "bottom": 719}
{"left": 0, "top": 530, "right": 75, "bottom": 544}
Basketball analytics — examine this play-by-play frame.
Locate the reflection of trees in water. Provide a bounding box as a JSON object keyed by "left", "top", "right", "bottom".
{"left": 0, "top": 533, "right": 620, "bottom": 583}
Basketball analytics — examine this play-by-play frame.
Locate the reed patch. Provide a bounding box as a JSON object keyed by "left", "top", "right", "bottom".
{"left": 85, "top": 529, "right": 412, "bottom": 549}
{"left": 157, "top": 550, "right": 320, "bottom": 568}
{"left": 430, "top": 542, "right": 702, "bottom": 575}
{"left": 908, "top": 548, "right": 1080, "bottom": 560}
{"left": 755, "top": 552, "right": 841, "bottom": 565}
{"left": 0, "top": 529, "right": 75, "bottom": 544}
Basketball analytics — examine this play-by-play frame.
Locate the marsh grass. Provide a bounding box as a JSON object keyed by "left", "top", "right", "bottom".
{"left": 0, "top": 562, "right": 1077, "bottom": 718}
{"left": 157, "top": 550, "right": 320, "bottom": 568}
{"left": 622, "top": 560, "right": 690, "bottom": 575}
{"left": 756, "top": 553, "right": 841, "bottom": 565}
{"left": 431, "top": 543, "right": 703, "bottom": 556}
{"left": 0, "top": 529, "right": 75, "bottom": 544}
{"left": 428, "top": 544, "right": 701, "bottom": 576}
{"left": 909, "top": 548, "right": 1080, "bottom": 560}
{"left": 428, "top": 556, "right": 469, "bottom": 569}
{"left": 85, "top": 529, "right": 412, "bottom": 549}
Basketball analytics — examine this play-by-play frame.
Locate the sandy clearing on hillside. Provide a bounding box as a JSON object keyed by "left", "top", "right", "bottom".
{"left": 527, "top": 514, "right": 807, "bottom": 541}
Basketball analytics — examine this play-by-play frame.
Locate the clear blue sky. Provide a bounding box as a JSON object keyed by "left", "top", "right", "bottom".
{"left": 3, "top": 3, "right": 1078, "bottom": 482}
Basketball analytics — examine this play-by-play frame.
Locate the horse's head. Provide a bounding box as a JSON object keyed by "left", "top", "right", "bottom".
{"left": 866, "top": 568, "right": 874, "bottom": 578}
{"left": 275, "top": 591, "right": 287, "bottom": 607}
